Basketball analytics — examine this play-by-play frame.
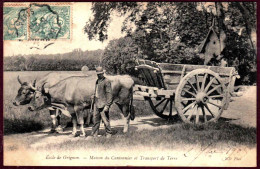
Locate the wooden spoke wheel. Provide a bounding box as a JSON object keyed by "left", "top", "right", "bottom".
{"left": 147, "top": 96, "right": 177, "bottom": 120}
{"left": 175, "top": 69, "right": 226, "bottom": 124}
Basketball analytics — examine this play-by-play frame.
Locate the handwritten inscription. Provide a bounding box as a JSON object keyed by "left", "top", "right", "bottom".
{"left": 182, "top": 145, "right": 248, "bottom": 165}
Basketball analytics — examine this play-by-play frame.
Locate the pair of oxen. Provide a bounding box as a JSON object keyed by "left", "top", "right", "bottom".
{"left": 13, "top": 72, "right": 135, "bottom": 137}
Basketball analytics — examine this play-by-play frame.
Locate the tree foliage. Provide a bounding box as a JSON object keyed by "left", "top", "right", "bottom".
{"left": 84, "top": 2, "right": 138, "bottom": 42}
{"left": 102, "top": 37, "right": 140, "bottom": 75}
{"left": 85, "top": 2, "right": 256, "bottom": 84}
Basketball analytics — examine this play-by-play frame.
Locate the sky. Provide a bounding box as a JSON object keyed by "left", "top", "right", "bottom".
{"left": 4, "top": 2, "right": 125, "bottom": 57}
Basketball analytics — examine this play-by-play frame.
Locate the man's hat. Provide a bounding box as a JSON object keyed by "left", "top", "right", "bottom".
{"left": 96, "top": 66, "right": 105, "bottom": 74}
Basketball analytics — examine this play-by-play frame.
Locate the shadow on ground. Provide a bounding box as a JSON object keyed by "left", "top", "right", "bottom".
{"left": 4, "top": 118, "right": 44, "bottom": 135}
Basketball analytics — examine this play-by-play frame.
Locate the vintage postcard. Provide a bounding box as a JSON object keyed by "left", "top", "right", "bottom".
{"left": 3, "top": 2, "right": 257, "bottom": 167}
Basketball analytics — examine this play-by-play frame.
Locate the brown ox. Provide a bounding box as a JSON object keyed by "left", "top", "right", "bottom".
{"left": 28, "top": 75, "right": 135, "bottom": 136}
{"left": 13, "top": 72, "right": 89, "bottom": 131}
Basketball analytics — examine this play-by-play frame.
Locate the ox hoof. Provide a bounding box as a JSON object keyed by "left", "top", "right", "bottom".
{"left": 49, "top": 129, "right": 57, "bottom": 134}
{"left": 130, "top": 113, "right": 135, "bottom": 121}
{"left": 71, "top": 132, "right": 77, "bottom": 137}
{"left": 56, "top": 126, "right": 63, "bottom": 133}
{"left": 80, "top": 133, "right": 86, "bottom": 137}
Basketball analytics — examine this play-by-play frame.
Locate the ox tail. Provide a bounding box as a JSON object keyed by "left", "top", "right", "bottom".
{"left": 129, "top": 86, "right": 135, "bottom": 121}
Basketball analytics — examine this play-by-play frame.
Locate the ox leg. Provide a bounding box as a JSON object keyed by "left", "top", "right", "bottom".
{"left": 115, "top": 103, "right": 130, "bottom": 133}
{"left": 49, "top": 109, "right": 57, "bottom": 133}
{"left": 74, "top": 106, "right": 85, "bottom": 137}
{"left": 56, "top": 111, "right": 63, "bottom": 133}
{"left": 78, "top": 116, "right": 85, "bottom": 137}
{"left": 85, "top": 109, "right": 93, "bottom": 127}
{"left": 66, "top": 106, "right": 77, "bottom": 136}
{"left": 122, "top": 105, "right": 131, "bottom": 133}
{"left": 71, "top": 115, "right": 77, "bottom": 136}
{"left": 50, "top": 115, "right": 57, "bottom": 132}
{"left": 57, "top": 114, "right": 61, "bottom": 126}
{"left": 79, "top": 124, "right": 85, "bottom": 137}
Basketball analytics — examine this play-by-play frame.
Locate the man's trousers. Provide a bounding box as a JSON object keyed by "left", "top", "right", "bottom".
{"left": 91, "top": 107, "right": 112, "bottom": 136}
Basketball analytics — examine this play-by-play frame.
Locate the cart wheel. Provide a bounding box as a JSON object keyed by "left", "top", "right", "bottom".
{"left": 147, "top": 97, "right": 177, "bottom": 120}
{"left": 175, "top": 69, "right": 226, "bottom": 124}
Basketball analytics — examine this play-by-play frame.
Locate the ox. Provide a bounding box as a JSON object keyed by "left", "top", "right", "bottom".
{"left": 28, "top": 75, "right": 135, "bottom": 137}
{"left": 13, "top": 72, "right": 89, "bottom": 132}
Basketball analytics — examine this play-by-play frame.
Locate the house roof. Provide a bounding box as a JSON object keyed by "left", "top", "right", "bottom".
{"left": 199, "top": 27, "right": 219, "bottom": 53}
{"left": 198, "top": 18, "right": 220, "bottom": 53}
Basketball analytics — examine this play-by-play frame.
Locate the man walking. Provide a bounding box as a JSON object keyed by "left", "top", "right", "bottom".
{"left": 90, "top": 66, "right": 113, "bottom": 138}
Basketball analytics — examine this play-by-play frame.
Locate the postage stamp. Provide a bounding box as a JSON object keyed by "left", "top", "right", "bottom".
{"left": 29, "top": 4, "right": 71, "bottom": 40}
{"left": 3, "top": 6, "right": 28, "bottom": 40}
{"left": 4, "top": 3, "right": 72, "bottom": 41}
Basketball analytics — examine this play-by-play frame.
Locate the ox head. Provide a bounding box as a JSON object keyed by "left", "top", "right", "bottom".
{"left": 28, "top": 83, "right": 51, "bottom": 111}
{"left": 13, "top": 76, "right": 37, "bottom": 106}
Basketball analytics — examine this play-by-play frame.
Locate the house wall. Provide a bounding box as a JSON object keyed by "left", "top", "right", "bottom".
{"left": 203, "top": 31, "right": 221, "bottom": 65}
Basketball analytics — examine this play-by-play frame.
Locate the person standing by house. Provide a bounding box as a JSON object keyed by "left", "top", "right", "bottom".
{"left": 89, "top": 66, "right": 113, "bottom": 138}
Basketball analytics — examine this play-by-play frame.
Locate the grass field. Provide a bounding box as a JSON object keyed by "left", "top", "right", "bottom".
{"left": 3, "top": 71, "right": 153, "bottom": 134}
{"left": 4, "top": 120, "right": 256, "bottom": 152}
{"left": 38, "top": 122, "right": 257, "bottom": 151}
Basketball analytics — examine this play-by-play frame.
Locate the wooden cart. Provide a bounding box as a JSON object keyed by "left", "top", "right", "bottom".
{"left": 133, "top": 59, "right": 240, "bottom": 124}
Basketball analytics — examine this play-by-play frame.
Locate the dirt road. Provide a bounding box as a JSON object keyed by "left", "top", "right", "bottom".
{"left": 222, "top": 86, "right": 256, "bottom": 127}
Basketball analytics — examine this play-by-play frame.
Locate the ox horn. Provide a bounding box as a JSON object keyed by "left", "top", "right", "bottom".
{"left": 32, "top": 79, "right": 36, "bottom": 87}
{"left": 17, "top": 76, "right": 23, "bottom": 85}
{"left": 29, "top": 79, "right": 37, "bottom": 91}
{"left": 29, "top": 84, "right": 37, "bottom": 91}
{"left": 41, "top": 82, "right": 48, "bottom": 94}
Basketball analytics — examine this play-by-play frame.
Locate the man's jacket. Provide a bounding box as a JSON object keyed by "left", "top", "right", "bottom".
{"left": 95, "top": 77, "right": 113, "bottom": 109}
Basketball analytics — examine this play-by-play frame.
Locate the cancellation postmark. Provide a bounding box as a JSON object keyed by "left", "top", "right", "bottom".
{"left": 29, "top": 3, "right": 71, "bottom": 40}
{"left": 3, "top": 5, "right": 28, "bottom": 40}
{"left": 4, "top": 2, "right": 72, "bottom": 41}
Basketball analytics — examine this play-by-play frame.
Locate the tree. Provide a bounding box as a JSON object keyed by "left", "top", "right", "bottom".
{"left": 84, "top": 2, "right": 256, "bottom": 84}
{"left": 102, "top": 37, "right": 140, "bottom": 75}
{"left": 84, "top": 2, "right": 211, "bottom": 63}
{"left": 234, "top": 2, "right": 256, "bottom": 53}
{"left": 86, "top": 2, "right": 207, "bottom": 64}
{"left": 84, "top": 2, "right": 138, "bottom": 42}
{"left": 85, "top": 2, "right": 256, "bottom": 55}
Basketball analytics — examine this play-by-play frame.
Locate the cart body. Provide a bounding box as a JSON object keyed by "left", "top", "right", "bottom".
{"left": 133, "top": 59, "right": 239, "bottom": 123}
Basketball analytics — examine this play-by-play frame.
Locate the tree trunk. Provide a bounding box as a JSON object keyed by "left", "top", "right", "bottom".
{"left": 236, "top": 2, "right": 256, "bottom": 57}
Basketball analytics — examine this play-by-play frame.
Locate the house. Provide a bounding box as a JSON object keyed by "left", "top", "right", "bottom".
{"left": 199, "top": 19, "right": 226, "bottom": 65}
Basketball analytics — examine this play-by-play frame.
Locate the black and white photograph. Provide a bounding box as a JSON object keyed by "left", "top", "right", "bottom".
{"left": 3, "top": 2, "right": 257, "bottom": 167}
